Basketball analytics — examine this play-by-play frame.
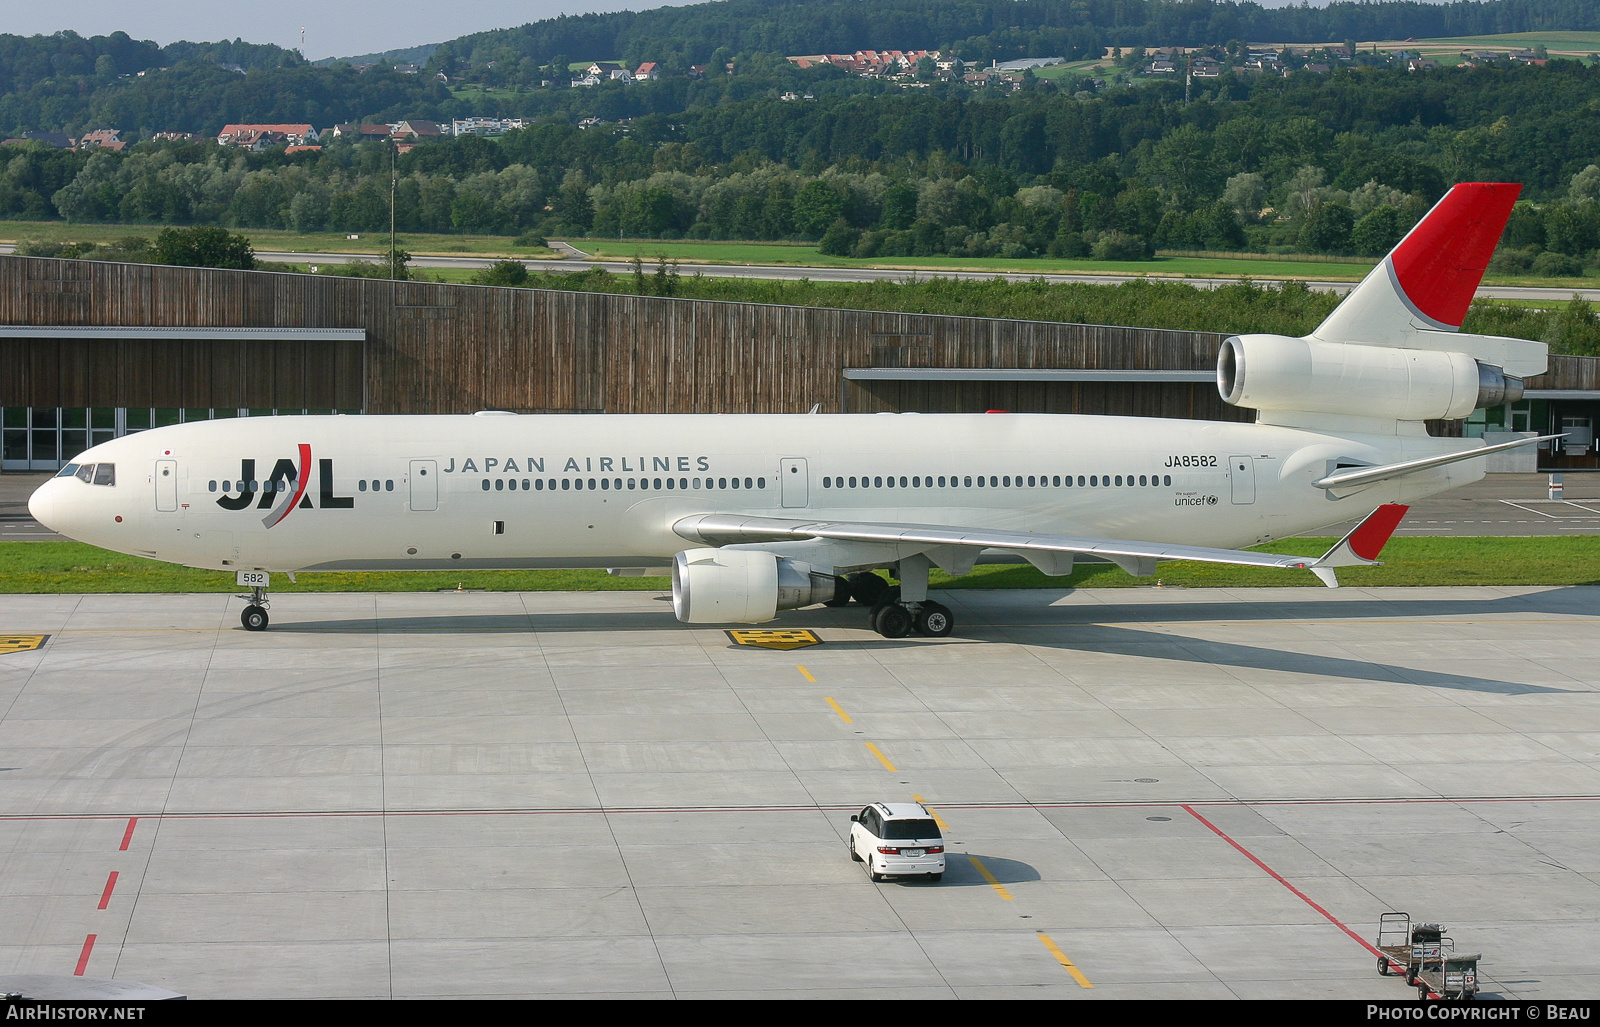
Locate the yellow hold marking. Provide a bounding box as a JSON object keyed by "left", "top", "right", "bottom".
{"left": 864, "top": 742, "right": 897, "bottom": 771}
{"left": 1037, "top": 933, "right": 1094, "bottom": 988}
{"left": 967, "top": 855, "right": 1013, "bottom": 901}
{"left": 824, "top": 697, "right": 852, "bottom": 723}
{"left": 0, "top": 634, "right": 48, "bottom": 655}
{"left": 726, "top": 629, "right": 822, "bottom": 650}
{"left": 797, "top": 665, "right": 817, "bottom": 682}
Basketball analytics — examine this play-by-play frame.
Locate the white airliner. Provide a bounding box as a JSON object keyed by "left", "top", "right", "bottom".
{"left": 29, "top": 183, "right": 1552, "bottom": 637}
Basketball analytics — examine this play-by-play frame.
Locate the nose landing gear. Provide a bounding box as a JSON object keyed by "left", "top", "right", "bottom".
{"left": 238, "top": 585, "right": 270, "bottom": 631}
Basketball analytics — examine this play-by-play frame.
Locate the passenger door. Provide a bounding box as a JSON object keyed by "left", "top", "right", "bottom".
{"left": 154, "top": 460, "right": 178, "bottom": 512}
{"left": 1228, "top": 455, "right": 1256, "bottom": 505}
{"left": 409, "top": 459, "right": 438, "bottom": 512}
{"left": 780, "top": 457, "right": 808, "bottom": 508}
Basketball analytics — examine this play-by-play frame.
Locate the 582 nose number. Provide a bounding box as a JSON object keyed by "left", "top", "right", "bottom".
{"left": 236, "top": 570, "right": 271, "bottom": 587}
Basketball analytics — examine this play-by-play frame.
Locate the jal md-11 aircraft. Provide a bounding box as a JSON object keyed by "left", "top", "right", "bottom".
{"left": 29, "top": 183, "right": 1554, "bottom": 638}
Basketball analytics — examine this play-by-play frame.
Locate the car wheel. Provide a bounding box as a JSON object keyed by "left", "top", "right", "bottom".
{"left": 849, "top": 839, "right": 862, "bottom": 862}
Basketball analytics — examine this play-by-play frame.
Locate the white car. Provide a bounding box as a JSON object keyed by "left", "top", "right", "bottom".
{"left": 849, "top": 802, "right": 945, "bottom": 882}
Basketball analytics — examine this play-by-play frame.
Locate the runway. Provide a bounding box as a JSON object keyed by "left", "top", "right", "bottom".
{"left": 1, "top": 586, "right": 1598, "bottom": 998}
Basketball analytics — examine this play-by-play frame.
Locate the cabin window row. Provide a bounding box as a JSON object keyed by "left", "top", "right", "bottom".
{"left": 481, "top": 476, "right": 767, "bottom": 492}
{"left": 207, "top": 479, "right": 395, "bottom": 492}
{"left": 821, "top": 474, "right": 1174, "bottom": 489}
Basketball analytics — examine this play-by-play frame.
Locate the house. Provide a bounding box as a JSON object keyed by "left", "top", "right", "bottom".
{"left": 217, "top": 123, "right": 318, "bottom": 147}
{"left": 571, "top": 73, "right": 603, "bottom": 87}
{"left": 586, "top": 62, "right": 630, "bottom": 80}
{"left": 77, "top": 129, "right": 125, "bottom": 151}
{"left": 687, "top": 65, "right": 706, "bottom": 78}
{"left": 1405, "top": 58, "right": 1437, "bottom": 72}
{"left": 452, "top": 117, "right": 527, "bottom": 136}
{"left": 634, "top": 62, "right": 659, "bottom": 81}
{"left": 1303, "top": 62, "right": 1331, "bottom": 74}
{"left": 1192, "top": 60, "right": 1221, "bottom": 77}
{"left": 1148, "top": 59, "right": 1177, "bottom": 74}
{"left": 577, "top": 116, "right": 603, "bottom": 129}
{"left": 2, "top": 131, "right": 73, "bottom": 149}
{"left": 391, "top": 120, "right": 444, "bottom": 140}
{"left": 149, "top": 132, "right": 194, "bottom": 142}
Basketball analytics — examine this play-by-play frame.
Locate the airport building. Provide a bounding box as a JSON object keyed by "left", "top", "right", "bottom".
{"left": 2, "top": 253, "right": 1598, "bottom": 472}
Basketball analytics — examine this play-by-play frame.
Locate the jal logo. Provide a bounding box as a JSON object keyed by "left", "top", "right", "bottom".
{"left": 214, "top": 444, "right": 354, "bottom": 528}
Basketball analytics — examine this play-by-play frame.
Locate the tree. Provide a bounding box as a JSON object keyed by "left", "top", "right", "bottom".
{"left": 471, "top": 259, "right": 529, "bottom": 286}
{"left": 1300, "top": 202, "right": 1354, "bottom": 253}
{"left": 1350, "top": 205, "right": 1404, "bottom": 257}
{"left": 792, "top": 180, "right": 850, "bottom": 238}
{"left": 150, "top": 226, "right": 256, "bottom": 269}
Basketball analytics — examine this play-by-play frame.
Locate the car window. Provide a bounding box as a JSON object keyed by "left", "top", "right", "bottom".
{"left": 881, "top": 818, "right": 941, "bottom": 840}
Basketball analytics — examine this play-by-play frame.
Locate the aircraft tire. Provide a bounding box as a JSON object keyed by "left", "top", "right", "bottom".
{"left": 915, "top": 601, "right": 954, "bottom": 637}
{"left": 241, "top": 606, "right": 269, "bottom": 631}
{"left": 872, "top": 602, "right": 913, "bottom": 639}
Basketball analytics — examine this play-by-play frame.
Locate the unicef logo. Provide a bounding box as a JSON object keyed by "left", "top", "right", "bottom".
{"left": 1206, "top": 495, "right": 1218, "bottom": 505}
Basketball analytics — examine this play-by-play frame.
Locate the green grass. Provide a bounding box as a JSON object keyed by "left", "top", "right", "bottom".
{"left": 3, "top": 537, "right": 1595, "bottom": 595}
{"left": 1412, "top": 31, "right": 1600, "bottom": 51}
{"left": 566, "top": 238, "right": 1379, "bottom": 279}
{"left": 0, "top": 221, "right": 558, "bottom": 259}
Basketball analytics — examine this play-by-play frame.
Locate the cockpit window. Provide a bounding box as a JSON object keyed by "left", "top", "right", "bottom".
{"left": 57, "top": 464, "right": 81, "bottom": 479}
{"left": 93, "top": 463, "right": 116, "bottom": 487}
{"left": 75, "top": 464, "right": 94, "bottom": 483}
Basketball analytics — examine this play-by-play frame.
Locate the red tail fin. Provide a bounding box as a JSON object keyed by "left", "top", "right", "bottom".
{"left": 1389, "top": 183, "right": 1520, "bottom": 329}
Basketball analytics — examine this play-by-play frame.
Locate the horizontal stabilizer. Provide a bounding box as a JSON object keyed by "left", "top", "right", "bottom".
{"left": 1308, "top": 503, "right": 1409, "bottom": 587}
{"left": 1313, "top": 434, "right": 1561, "bottom": 491}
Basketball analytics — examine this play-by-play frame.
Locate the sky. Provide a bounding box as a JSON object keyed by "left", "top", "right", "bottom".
{"left": 4, "top": 2, "right": 698, "bottom": 61}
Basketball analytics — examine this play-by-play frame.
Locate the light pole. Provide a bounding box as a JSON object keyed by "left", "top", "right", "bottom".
{"left": 389, "top": 140, "right": 398, "bottom": 280}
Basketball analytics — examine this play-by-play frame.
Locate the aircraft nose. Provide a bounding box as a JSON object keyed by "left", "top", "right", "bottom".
{"left": 27, "top": 481, "right": 56, "bottom": 531}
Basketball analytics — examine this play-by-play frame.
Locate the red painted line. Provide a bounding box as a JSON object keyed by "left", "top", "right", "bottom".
{"left": 97, "top": 870, "right": 118, "bottom": 910}
{"left": 119, "top": 817, "right": 137, "bottom": 850}
{"left": 1182, "top": 804, "right": 1403, "bottom": 972}
{"left": 73, "top": 934, "right": 95, "bottom": 976}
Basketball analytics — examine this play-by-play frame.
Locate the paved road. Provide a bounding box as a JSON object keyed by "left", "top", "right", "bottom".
{"left": 2, "top": 584, "right": 1597, "bottom": 998}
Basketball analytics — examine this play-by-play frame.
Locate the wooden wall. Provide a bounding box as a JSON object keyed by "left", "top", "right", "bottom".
{"left": 2, "top": 254, "right": 1594, "bottom": 420}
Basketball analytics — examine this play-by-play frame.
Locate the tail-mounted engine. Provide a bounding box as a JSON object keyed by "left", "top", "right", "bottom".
{"left": 1217, "top": 334, "right": 1522, "bottom": 423}
{"left": 671, "top": 548, "right": 836, "bottom": 624}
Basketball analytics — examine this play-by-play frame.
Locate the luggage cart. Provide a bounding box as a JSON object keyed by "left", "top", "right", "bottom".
{"left": 1374, "top": 913, "right": 1448, "bottom": 985}
{"left": 1415, "top": 952, "right": 1481, "bottom": 1001}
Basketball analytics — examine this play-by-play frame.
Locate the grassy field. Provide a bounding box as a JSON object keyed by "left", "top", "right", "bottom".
{"left": 564, "top": 238, "right": 1380, "bottom": 279}
{"left": 1411, "top": 31, "right": 1600, "bottom": 52}
{"left": 2, "top": 537, "right": 1595, "bottom": 595}
{"left": 0, "top": 221, "right": 558, "bottom": 259}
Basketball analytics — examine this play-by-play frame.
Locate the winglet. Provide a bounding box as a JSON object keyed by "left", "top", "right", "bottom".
{"left": 1308, "top": 504, "right": 1410, "bottom": 587}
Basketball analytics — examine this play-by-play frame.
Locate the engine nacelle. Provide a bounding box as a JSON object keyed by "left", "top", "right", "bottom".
{"left": 671, "top": 548, "right": 836, "bottom": 624}
{"left": 1218, "top": 334, "right": 1522, "bottom": 422}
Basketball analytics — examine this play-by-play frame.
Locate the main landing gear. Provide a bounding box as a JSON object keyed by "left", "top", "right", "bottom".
{"left": 839, "top": 556, "right": 955, "bottom": 639}
{"left": 239, "top": 584, "right": 270, "bottom": 631}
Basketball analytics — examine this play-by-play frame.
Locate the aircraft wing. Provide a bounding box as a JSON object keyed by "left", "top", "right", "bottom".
{"left": 674, "top": 504, "right": 1410, "bottom": 588}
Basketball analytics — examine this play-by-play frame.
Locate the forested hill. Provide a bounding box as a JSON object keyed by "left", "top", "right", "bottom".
{"left": 435, "top": 0, "right": 1600, "bottom": 70}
